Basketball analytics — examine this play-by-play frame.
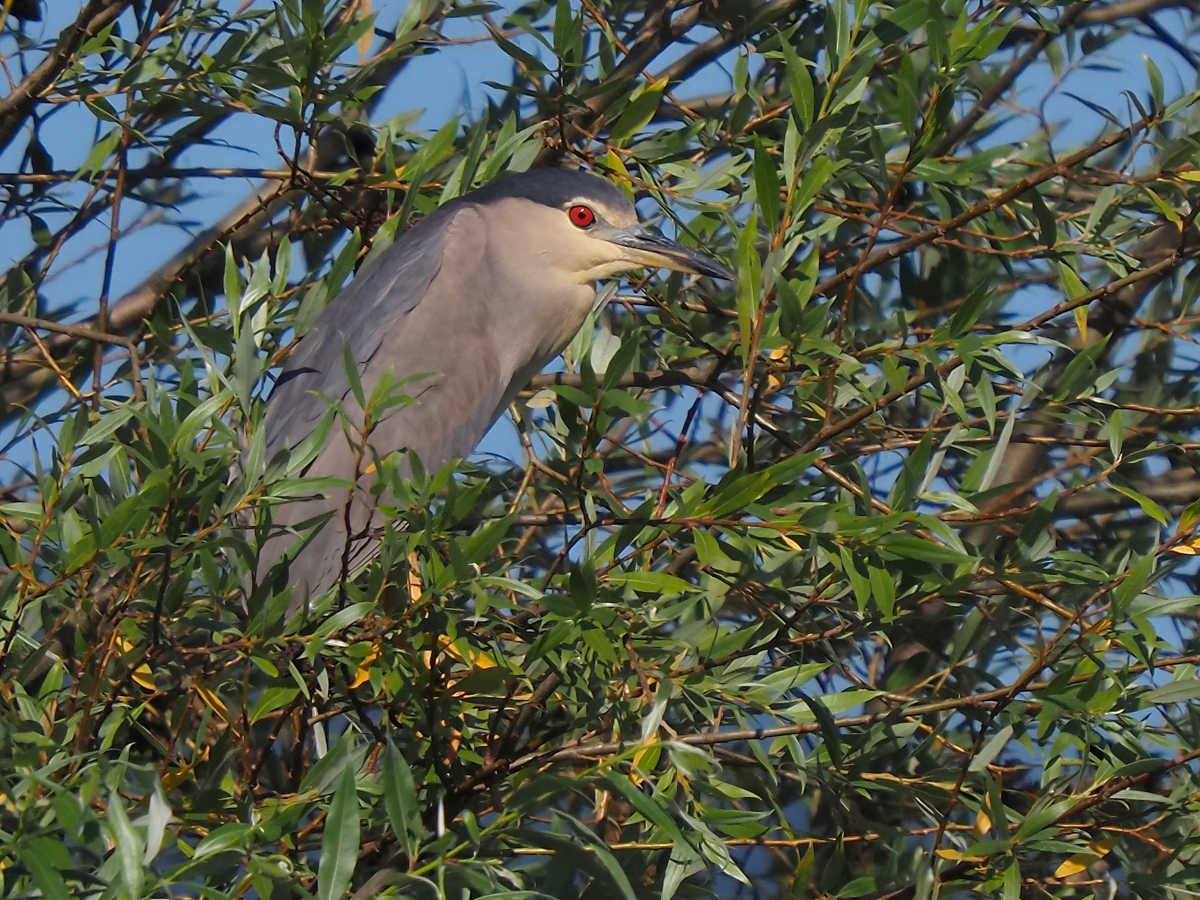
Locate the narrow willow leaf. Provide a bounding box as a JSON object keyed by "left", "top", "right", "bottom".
{"left": 318, "top": 764, "right": 361, "bottom": 900}
{"left": 107, "top": 792, "right": 143, "bottom": 897}
{"left": 384, "top": 742, "right": 422, "bottom": 860}
{"left": 754, "top": 137, "right": 781, "bottom": 232}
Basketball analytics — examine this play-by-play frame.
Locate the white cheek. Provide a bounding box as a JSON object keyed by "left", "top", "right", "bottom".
{"left": 570, "top": 236, "right": 630, "bottom": 282}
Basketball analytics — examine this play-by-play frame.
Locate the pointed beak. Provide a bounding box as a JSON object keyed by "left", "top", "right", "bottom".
{"left": 606, "top": 225, "right": 733, "bottom": 281}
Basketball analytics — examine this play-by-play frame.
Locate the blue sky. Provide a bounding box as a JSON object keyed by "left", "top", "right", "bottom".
{"left": 8, "top": 1, "right": 1189, "bottom": 318}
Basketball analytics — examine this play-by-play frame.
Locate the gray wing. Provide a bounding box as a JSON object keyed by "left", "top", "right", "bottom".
{"left": 255, "top": 205, "right": 508, "bottom": 611}
{"left": 263, "top": 204, "right": 458, "bottom": 461}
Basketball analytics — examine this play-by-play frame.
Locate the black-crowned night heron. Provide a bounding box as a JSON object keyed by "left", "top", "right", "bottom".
{"left": 257, "top": 168, "right": 731, "bottom": 613}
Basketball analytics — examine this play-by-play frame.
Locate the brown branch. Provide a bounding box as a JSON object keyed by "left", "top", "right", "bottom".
{"left": 0, "top": 165, "right": 375, "bottom": 185}
{"left": 796, "top": 113, "right": 1169, "bottom": 458}
{"left": 0, "top": 4, "right": 449, "bottom": 421}
{"left": 528, "top": 363, "right": 711, "bottom": 392}
{"left": 0, "top": 0, "right": 134, "bottom": 155}
{"left": 0, "top": 179, "right": 292, "bottom": 415}
{"left": 814, "top": 112, "right": 1157, "bottom": 305}
{"left": 0, "top": 311, "right": 142, "bottom": 399}
{"left": 930, "top": 2, "right": 1091, "bottom": 159}
{"left": 508, "top": 650, "right": 1200, "bottom": 768}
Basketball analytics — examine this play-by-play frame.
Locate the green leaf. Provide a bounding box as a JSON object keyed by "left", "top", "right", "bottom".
{"left": 193, "top": 823, "right": 253, "bottom": 858}
{"left": 1003, "top": 860, "right": 1021, "bottom": 899}
{"left": 318, "top": 763, "right": 361, "bottom": 900}
{"left": 781, "top": 39, "right": 814, "bottom": 127}
{"left": 754, "top": 138, "right": 781, "bottom": 233}
{"left": 735, "top": 214, "right": 760, "bottom": 362}
{"left": 1109, "top": 482, "right": 1167, "bottom": 526}
{"left": 1028, "top": 187, "right": 1057, "bottom": 247}
{"left": 789, "top": 845, "right": 815, "bottom": 898}
{"left": 564, "top": 813, "right": 640, "bottom": 900}
{"left": 796, "top": 692, "right": 842, "bottom": 767}
{"left": 792, "top": 156, "right": 833, "bottom": 215}
{"left": 29, "top": 214, "right": 52, "bottom": 247}
{"left": 947, "top": 281, "right": 991, "bottom": 336}
{"left": 341, "top": 335, "right": 366, "bottom": 410}
{"left": 696, "top": 453, "right": 813, "bottom": 517}
{"left": 840, "top": 547, "right": 871, "bottom": 612}
{"left": 224, "top": 242, "right": 243, "bottom": 336}
{"left": 1013, "top": 799, "right": 1072, "bottom": 841}
{"left": 1144, "top": 678, "right": 1200, "bottom": 705}
{"left": 249, "top": 687, "right": 300, "bottom": 723}
{"left": 607, "top": 571, "right": 697, "bottom": 594}
{"left": 78, "top": 129, "right": 120, "bottom": 177}
{"left": 868, "top": 564, "right": 896, "bottom": 620}
{"left": 969, "top": 724, "right": 1013, "bottom": 771}
{"left": 1112, "top": 552, "right": 1153, "bottom": 615}
{"left": 79, "top": 406, "right": 135, "bottom": 446}
{"left": 610, "top": 78, "right": 667, "bottom": 145}
{"left": 662, "top": 840, "right": 703, "bottom": 900}
{"left": 605, "top": 771, "right": 689, "bottom": 846}
{"left": 1058, "top": 261, "right": 1090, "bottom": 340}
{"left": 18, "top": 838, "right": 71, "bottom": 900}
{"left": 486, "top": 24, "right": 549, "bottom": 76}
{"left": 405, "top": 117, "right": 460, "bottom": 176}
{"left": 1180, "top": 495, "right": 1200, "bottom": 534}
{"left": 107, "top": 791, "right": 143, "bottom": 897}
{"left": 890, "top": 430, "right": 932, "bottom": 509}
{"left": 880, "top": 534, "right": 974, "bottom": 566}
{"left": 383, "top": 742, "right": 422, "bottom": 860}
{"left": 1107, "top": 407, "right": 1123, "bottom": 460}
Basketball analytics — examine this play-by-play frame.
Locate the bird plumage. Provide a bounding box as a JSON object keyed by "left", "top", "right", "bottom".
{"left": 252, "top": 168, "right": 727, "bottom": 614}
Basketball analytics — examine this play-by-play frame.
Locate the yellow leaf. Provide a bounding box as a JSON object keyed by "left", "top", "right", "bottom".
{"left": 407, "top": 552, "right": 423, "bottom": 602}
{"left": 604, "top": 149, "right": 633, "bottom": 196}
{"left": 350, "top": 644, "right": 382, "bottom": 690}
{"left": 438, "top": 635, "right": 496, "bottom": 669}
{"left": 1054, "top": 855, "right": 1094, "bottom": 878}
{"left": 781, "top": 534, "right": 802, "bottom": 551}
{"left": 194, "top": 684, "right": 229, "bottom": 723}
{"left": 630, "top": 745, "right": 651, "bottom": 785}
{"left": 1073, "top": 305, "right": 1088, "bottom": 345}
{"left": 629, "top": 742, "right": 663, "bottom": 787}
{"left": 767, "top": 345, "right": 790, "bottom": 391}
{"left": 358, "top": 0, "right": 373, "bottom": 60}
{"left": 974, "top": 808, "right": 992, "bottom": 837}
{"left": 469, "top": 648, "right": 496, "bottom": 669}
{"left": 1169, "top": 543, "right": 1199, "bottom": 556}
{"left": 934, "top": 848, "right": 963, "bottom": 860}
{"left": 1057, "top": 263, "right": 1090, "bottom": 343}
{"left": 438, "top": 634, "right": 466, "bottom": 664}
{"left": 1177, "top": 170, "right": 1200, "bottom": 182}
{"left": 132, "top": 664, "right": 156, "bottom": 691}
{"left": 1054, "top": 840, "right": 1112, "bottom": 879}
{"left": 1139, "top": 185, "right": 1181, "bottom": 225}
{"left": 1055, "top": 856, "right": 1090, "bottom": 878}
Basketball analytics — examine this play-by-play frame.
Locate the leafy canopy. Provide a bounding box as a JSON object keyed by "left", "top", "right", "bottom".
{"left": 1, "top": 0, "right": 1200, "bottom": 897}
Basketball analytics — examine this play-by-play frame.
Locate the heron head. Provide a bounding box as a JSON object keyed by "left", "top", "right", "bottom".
{"left": 473, "top": 169, "right": 733, "bottom": 284}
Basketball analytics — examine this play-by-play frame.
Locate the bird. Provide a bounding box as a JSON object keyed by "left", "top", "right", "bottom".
{"left": 254, "top": 167, "right": 732, "bottom": 615}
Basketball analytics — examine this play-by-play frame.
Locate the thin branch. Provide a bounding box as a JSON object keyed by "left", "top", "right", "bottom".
{"left": 0, "top": 0, "right": 134, "bottom": 154}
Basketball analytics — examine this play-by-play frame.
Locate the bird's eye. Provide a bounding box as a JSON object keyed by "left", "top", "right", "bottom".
{"left": 568, "top": 204, "right": 596, "bottom": 228}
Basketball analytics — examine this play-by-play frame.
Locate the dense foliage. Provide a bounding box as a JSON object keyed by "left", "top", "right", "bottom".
{"left": 2, "top": 0, "right": 1200, "bottom": 897}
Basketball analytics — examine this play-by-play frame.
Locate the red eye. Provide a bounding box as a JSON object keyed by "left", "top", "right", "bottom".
{"left": 568, "top": 204, "right": 596, "bottom": 228}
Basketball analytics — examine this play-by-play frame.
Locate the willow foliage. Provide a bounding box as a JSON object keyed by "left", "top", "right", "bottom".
{"left": 1, "top": 0, "right": 1200, "bottom": 897}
